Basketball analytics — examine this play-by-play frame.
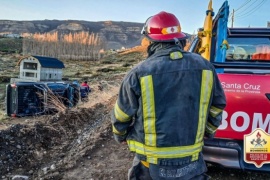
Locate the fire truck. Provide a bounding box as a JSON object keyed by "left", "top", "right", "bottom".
{"left": 189, "top": 0, "right": 270, "bottom": 172}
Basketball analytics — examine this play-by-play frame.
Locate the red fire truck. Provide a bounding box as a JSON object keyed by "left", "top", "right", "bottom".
{"left": 189, "top": 0, "right": 270, "bottom": 172}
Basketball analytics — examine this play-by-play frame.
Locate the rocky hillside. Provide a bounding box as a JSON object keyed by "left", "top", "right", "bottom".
{"left": 0, "top": 20, "right": 144, "bottom": 50}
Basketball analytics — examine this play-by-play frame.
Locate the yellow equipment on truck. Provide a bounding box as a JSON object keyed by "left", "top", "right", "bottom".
{"left": 198, "top": 0, "right": 214, "bottom": 61}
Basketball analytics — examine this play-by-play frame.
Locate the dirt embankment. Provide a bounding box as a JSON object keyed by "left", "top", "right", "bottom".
{"left": 0, "top": 94, "right": 133, "bottom": 180}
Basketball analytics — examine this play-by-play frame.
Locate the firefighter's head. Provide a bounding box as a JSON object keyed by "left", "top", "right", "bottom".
{"left": 141, "top": 11, "right": 187, "bottom": 45}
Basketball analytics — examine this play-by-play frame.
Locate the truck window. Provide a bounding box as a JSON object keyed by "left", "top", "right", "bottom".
{"left": 226, "top": 37, "right": 270, "bottom": 62}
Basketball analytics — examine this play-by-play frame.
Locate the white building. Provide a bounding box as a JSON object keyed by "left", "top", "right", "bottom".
{"left": 12, "top": 55, "right": 65, "bottom": 83}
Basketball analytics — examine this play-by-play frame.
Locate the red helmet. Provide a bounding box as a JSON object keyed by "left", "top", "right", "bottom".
{"left": 141, "top": 11, "right": 187, "bottom": 42}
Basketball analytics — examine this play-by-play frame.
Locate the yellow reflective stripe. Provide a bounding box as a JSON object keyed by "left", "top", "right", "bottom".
{"left": 196, "top": 70, "right": 213, "bottom": 143}
{"left": 209, "top": 106, "right": 223, "bottom": 117}
{"left": 191, "top": 153, "right": 199, "bottom": 161}
{"left": 170, "top": 51, "right": 183, "bottom": 60}
{"left": 140, "top": 75, "right": 156, "bottom": 147}
{"left": 127, "top": 140, "right": 203, "bottom": 159}
{"left": 114, "top": 102, "right": 131, "bottom": 122}
{"left": 128, "top": 140, "right": 145, "bottom": 154}
{"left": 112, "top": 125, "right": 126, "bottom": 135}
{"left": 147, "top": 157, "right": 157, "bottom": 164}
{"left": 205, "top": 122, "right": 218, "bottom": 134}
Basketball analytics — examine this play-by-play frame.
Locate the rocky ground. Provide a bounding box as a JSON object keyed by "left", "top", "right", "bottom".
{"left": 0, "top": 93, "right": 130, "bottom": 180}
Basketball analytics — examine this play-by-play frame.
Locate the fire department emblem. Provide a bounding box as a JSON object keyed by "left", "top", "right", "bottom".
{"left": 244, "top": 128, "right": 270, "bottom": 168}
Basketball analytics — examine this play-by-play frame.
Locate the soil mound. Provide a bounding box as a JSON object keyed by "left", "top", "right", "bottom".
{"left": 0, "top": 96, "right": 133, "bottom": 180}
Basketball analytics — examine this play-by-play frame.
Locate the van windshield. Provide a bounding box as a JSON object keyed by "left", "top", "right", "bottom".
{"left": 226, "top": 37, "right": 270, "bottom": 62}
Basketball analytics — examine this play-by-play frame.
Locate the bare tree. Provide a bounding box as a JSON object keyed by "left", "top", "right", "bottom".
{"left": 22, "top": 31, "right": 106, "bottom": 60}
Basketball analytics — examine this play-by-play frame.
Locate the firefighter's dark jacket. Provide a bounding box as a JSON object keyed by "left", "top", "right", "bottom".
{"left": 111, "top": 44, "right": 226, "bottom": 165}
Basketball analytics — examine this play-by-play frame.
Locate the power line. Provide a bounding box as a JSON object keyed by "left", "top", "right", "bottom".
{"left": 235, "top": 0, "right": 266, "bottom": 18}
{"left": 234, "top": 0, "right": 252, "bottom": 12}
{"left": 228, "top": 0, "right": 252, "bottom": 22}
{"left": 234, "top": 0, "right": 264, "bottom": 17}
{"left": 235, "top": 1, "right": 257, "bottom": 17}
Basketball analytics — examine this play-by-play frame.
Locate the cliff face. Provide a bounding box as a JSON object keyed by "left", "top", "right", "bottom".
{"left": 0, "top": 20, "right": 144, "bottom": 50}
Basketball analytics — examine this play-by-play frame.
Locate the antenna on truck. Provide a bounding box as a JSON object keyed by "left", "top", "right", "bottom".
{"left": 231, "top": 9, "right": 235, "bottom": 28}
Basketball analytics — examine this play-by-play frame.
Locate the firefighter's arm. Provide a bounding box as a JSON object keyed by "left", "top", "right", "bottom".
{"left": 205, "top": 70, "right": 226, "bottom": 138}
{"left": 111, "top": 71, "right": 139, "bottom": 143}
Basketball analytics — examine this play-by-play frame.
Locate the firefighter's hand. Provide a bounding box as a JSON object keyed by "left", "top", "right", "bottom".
{"left": 121, "top": 141, "right": 127, "bottom": 145}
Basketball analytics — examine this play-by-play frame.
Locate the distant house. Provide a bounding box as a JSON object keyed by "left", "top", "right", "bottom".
{"left": 0, "top": 33, "right": 21, "bottom": 38}
{"left": 13, "top": 55, "right": 65, "bottom": 82}
{"left": 6, "top": 34, "right": 22, "bottom": 38}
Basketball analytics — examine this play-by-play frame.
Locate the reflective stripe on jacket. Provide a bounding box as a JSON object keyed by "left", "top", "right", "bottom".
{"left": 111, "top": 45, "right": 226, "bottom": 165}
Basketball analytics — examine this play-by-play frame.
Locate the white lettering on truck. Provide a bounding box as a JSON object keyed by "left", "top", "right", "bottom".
{"left": 221, "top": 82, "right": 260, "bottom": 90}
{"left": 221, "top": 82, "right": 241, "bottom": 89}
{"left": 252, "top": 113, "right": 270, "bottom": 132}
{"left": 218, "top": 111, "right": 270, "bottom": 133}
{"left": 243, "top": 83, "right": 260, "bottom": 90}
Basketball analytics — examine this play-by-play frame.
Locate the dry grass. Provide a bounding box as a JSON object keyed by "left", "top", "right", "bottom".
{"left": 80, "top": 81, "right": 120, "bottom": 108}
{"left": 46, "top": 90, "right": 68, "bottom": 113}
{"left": 0, "top": 113, "right": 8, "bottom": 122}
{"left": 37, "top": 89, "right": 68, "bottom": 114}
{"left": 76, "top": 46, "right": 147, "bottom": 108}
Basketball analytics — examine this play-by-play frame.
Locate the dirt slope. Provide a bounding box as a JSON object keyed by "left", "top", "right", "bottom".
{"left": 0, "top": 94, "right": 133, "bottom": 180}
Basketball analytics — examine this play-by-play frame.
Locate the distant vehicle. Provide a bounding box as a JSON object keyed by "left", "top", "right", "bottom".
{"left": 5, "top": 81, "right": 80, "bottom": 117}
{"left": 189, "top": 1, "right": 270, "bottom": 173}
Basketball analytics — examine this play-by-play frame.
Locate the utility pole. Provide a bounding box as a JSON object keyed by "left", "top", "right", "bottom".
{"left": 231, "top": 9, "right": 235, "bottom": 28}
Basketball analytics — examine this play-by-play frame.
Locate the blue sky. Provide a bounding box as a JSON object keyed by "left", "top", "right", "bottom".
{"left": 0, "top": 0, "right": 269, "bottom": 34}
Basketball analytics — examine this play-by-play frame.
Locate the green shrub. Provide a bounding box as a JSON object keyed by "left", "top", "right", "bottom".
{"left": 122, "top": 63, "right": 131, "bottom": 67}
{"left": 96, "top": 68, "right": 115, "bottom": 73}
{"left": 100, "top": 60, "right": 113, "bottom": 64}
{"left": 0, "top": 76, "right": 10, "bottom": 83}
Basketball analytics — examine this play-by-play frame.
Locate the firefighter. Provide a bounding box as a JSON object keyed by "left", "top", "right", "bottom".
{"left": 81, "top": 81, "right": 90, "bottom": 92}
{"left": 111, "top": 11, "right": 226, "bottom": 180}
{"left": 80, "top": 81, "right": 91, "bottom": 101}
